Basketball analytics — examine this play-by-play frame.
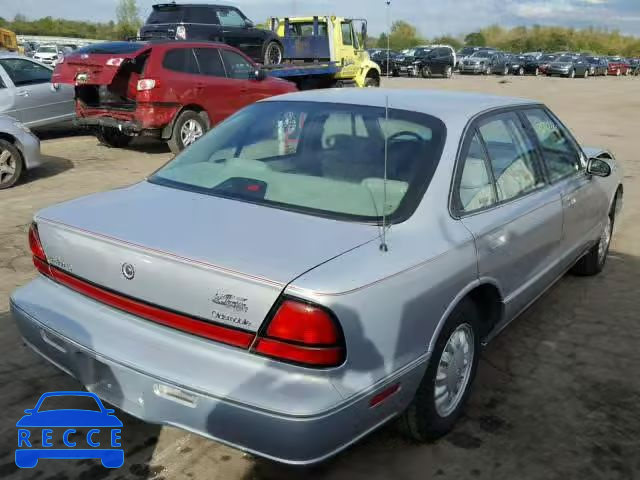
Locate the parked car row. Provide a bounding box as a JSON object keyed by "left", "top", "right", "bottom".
{"left": 369, "top": 46, "right": 640, "bottom": 80}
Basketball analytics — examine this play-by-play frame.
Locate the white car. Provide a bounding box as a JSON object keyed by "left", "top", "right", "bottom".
{"left": 32, "top": 45, "right": 62, "bottom": 66}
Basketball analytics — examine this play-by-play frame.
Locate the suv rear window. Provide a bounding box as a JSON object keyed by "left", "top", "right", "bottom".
{"left": 150, "top": 101, "right": 446, "bottom": 223}
{"left": 147, "top": 5, "right": 183, "bottom": 24}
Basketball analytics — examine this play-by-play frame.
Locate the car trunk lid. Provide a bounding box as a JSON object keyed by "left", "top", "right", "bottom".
{"left": 34, "top": 181, "right": 377, "bottom": 336}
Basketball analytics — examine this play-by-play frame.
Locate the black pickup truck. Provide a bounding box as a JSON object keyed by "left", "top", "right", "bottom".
{"left": 139, "top": 3, "right": 284, "bottom": 65}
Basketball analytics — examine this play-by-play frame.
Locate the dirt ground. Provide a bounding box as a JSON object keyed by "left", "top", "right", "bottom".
{"left": 0, "top": 75, "right": 639, "bottom": 480}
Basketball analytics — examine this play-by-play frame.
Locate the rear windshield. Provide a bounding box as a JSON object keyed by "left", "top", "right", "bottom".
{"left": 76, "top": 42, "right": 147, "bottom": 55}
{"left": 38, "top": 46, "right": 58, "bottom": 53}
{"left": 150, "top": 101, "right": 446, "bottom": 223}
{"left": 147, "top": 5, "right": 183, "bottom": 24}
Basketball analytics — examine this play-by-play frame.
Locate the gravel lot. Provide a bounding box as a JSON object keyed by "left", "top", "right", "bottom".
{"left": 1, "top": 75, "right": 639, "bottom": 480}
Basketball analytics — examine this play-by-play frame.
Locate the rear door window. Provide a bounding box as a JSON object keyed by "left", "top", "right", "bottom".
{"left": 477, "top": 113, "right": 545, "bottom": 202}
{"left": 220, "top": 50, "right": 253, "bottom": 79}
{"left": 0, "top": 58, "right": 51, "bottom": 86}
{"left": 457, "top": 131, "right": 496, "bottom": 213}
{"left": 163, "top": 48, "right": 200, "bottom": 74}
{"left": 194, "top": 48, "right": 226, "bottom": 77}
{"left": 216, "top": 7, "right": 246, "bottom": 27}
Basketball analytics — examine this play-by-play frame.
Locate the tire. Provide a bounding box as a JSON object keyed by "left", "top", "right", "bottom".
{"left": 399, "top": 299, "right": 481, "bottom": 442}
{"left": 616, "top": 69, "right": 621, "bottom": 77}
{"left": 95, "top": 127, "right": 132, "bottom": 149}
{"left": 420, "top": 66, "right": 431, "bottom": 79}
{"left": 518, "top": 67, "right": 525, "bottom": 76}
{"left": 583, "top": 69, "right": 589, "bottom": 78}
{"left": 168, "top": 110, "right": 208, "bottom": 155}
{"left": 569, "top": 69, "right": 576, "bottom": 79}
{"left": 534, "top": 67, "right": 540, "bottom": 76}
{"left": 364, "top": 72, "right": 381, "bottom": 87}
{"left": 262, "top": 41, "right": 283, "bottom": 65}
{"left": 502, "top": 66, "right": 509, "bottom": 76}
{"left": 444, "top": 65, "right": 453, "bottom": 79}
{"left": 0, "top": 139, "right": 24, "bottom": 189}
{"left": 485, "top": 65, "right": 491, "bottom": 75}
{"left": 571, "top": 200, "right": 616, "bottom": 276}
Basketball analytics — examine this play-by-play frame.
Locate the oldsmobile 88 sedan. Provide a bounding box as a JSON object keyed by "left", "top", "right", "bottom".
{"left": 11, "top": 89, "right": 623, "bottom": 464}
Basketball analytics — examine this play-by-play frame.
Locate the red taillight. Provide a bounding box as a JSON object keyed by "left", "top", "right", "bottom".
{"left": 29, "top": 222, "right": 52, "bottom": 277}
{"left": 137, "top": 79, "right": 157, "bottom": 91}
{"left": 254, "top": 299, "right": 345, "bottom": 368}
{"left": 28, "top": 222, "right": 46, "bottom": 261}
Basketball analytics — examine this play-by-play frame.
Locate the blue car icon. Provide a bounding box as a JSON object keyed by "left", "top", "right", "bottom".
{"left": 16, "top": 391, "right": 124, "bottom": 468}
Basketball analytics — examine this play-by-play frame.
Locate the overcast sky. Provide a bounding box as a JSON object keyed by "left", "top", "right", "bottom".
{"left": 3, "top": 0, "right": 639, "bottom": 37}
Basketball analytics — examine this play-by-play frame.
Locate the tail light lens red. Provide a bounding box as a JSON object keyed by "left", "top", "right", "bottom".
{"left": 253, "top": 299, "right": 345, "bottom": 368}
{"left": 29, "top": 222, "right": 52, "bottom": 277}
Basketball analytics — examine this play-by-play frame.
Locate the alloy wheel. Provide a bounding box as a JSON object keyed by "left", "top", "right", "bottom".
{"left": 180, "top": 119, "right": 204, "bottom": 147}
{"left": 0, "top": 148, "right": 17, "bottom": 187}
{"left": 266, "top": 43, "right": 282, "bottom": 65}
{"left": 434, "top": 324, "right": 475, "bottom": 417}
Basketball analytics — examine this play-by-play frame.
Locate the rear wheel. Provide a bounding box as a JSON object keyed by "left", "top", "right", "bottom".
{"left": 399, "top": 299, "right": 480, "bottom": 441}
{"left": 0, "top": 139, "right": 23, "bottom": 190}
{"left": 443, "top": 65, "right": 453, "bottom": 78}
{"left": 95, "top": 127, "right": 132, "bottom": 149}
{"left": 263, "top": 41, "right": 283, "bottom": 65}
{"left": 502, "top": 66, "right": 509, "bottom": 76}
{"left": 572, "top": 200, "right": 616, "bottom": 276}
{"left": 168, "top": 110, "right": 208, "bottom": 155}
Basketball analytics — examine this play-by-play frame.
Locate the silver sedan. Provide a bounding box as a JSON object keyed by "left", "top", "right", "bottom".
{"left": 11, "top": 89, "right": 623, "bottom": 464}
{"left": 0, "top": 114, "right": 42, "bottom": 188}
{"left": 0, "top": 53, "right": 74, "bottom": 128}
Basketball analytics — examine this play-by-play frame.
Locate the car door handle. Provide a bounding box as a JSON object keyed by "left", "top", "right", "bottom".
{"left": 16, "top": 90, "right": 30, "bottom": 97}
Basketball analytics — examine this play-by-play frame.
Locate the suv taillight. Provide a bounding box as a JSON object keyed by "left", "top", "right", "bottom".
{"left": 176, "top": 25, "right": 186, "bottom": 40}
{"left": 137, "top": 79, "right": 157, "bottom": 91}
{"left": 28, "top": 222, "right": 51, "bottom": 277}
{"left": 253, "top": 299, "right": 345, "bottom": 368}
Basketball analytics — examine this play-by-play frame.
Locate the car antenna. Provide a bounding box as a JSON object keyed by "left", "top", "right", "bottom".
{"left": 380, "top": 94, "right": 389, "bottom": 252}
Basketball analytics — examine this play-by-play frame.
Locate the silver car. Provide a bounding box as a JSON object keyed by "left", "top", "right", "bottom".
{"left": 0, "top": 53, "right": 74, "bottom": 128}
{"left": 0, "top": 114, "right": 42, "bottom": 189}
{"left": 11, "top": 90, "right": 623, "bottom": 464}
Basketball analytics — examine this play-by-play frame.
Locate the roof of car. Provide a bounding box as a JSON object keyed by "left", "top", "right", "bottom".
{"left": 265, "top": 89, "right": 539, "bottom": 120}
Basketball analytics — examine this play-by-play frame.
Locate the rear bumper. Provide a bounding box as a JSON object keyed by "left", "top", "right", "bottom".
{"left": 76, "top": 103, "right": 181, "bottom": 136}
{"left": 10, "top": 278, "right": 412, "bottom": 464}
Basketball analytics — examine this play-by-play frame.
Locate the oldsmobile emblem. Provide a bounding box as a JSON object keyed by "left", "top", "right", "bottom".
{"left": 121, "top": 263, "right": 135, "bottom": 280}
{"left": 211, "top": 291, "right": 248, "bottom": 313}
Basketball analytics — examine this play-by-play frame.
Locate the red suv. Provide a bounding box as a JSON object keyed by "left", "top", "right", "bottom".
{"left": 53, "top": 41, "right": 297, "bottom": 153}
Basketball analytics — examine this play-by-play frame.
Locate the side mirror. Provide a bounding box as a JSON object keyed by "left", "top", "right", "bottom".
{"left": 254, "top": 69, "right": 267, "bottom": 81}
{"left": 587, "top": 158, "right": 612, "bottom": 177}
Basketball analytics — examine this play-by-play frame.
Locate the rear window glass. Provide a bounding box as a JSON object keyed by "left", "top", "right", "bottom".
{"left": 150, "top": 101, "right": 446, "bottom": 223}
{"left": 147, "top": 6, "right": 183, "bottom": 24}
{"left": 76, "top": 42, "right": 147, "bottom": 55}
{"left": 183, "top": 6, "right": 219, "bottom": 24}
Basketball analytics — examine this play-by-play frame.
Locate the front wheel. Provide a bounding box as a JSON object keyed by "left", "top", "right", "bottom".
{"left": 0, "top": 139, "right": 24, "bottom": 190}
{"left": 364, "top": 73, "right": 381, "bottom": 87}
{"left": 485, "top": 65, "right": 492, "bottom": 75}
{"left": 399, "top": 299, "right": 480, "bottom": 441}
{"left": 583, "top": 69, "right": 589, "bottom": 78}
{"left": 534, "top": 67, "right": 540, "bottom": 76}
{"left": 443, "top": 65, "right": 453, "bottom": 79}
{"left": 262, "top": 41, "right": 283, "bottom": 65}
{"left": 518, "top": 67, "right": 525, "bottom": 76}
{"left": 95, "top": 127, "right": 132, "bottom": 149}
{"left": 420, "top": 66, "right": 431, "bottom": 79}
{"left": 168, "top": 110, "right": 208, "bottom": 155}
{"left": 569, "top": 69, "right": 576, "bottom": 78}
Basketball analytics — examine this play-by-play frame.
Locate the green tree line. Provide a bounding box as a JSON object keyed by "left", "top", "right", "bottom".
{"left": 2, "top": 12, "right": 639, "bottom": 57}
{"left": 0, "top": 0, "right": 142, "bottom": 41}
{"left": 376, "top": 21, "right": 640, "bottom": 57}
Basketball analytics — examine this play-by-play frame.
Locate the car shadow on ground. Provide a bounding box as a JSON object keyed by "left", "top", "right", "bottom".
{"left": 20, "top": 156, "right": 74, "bottom": 185}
